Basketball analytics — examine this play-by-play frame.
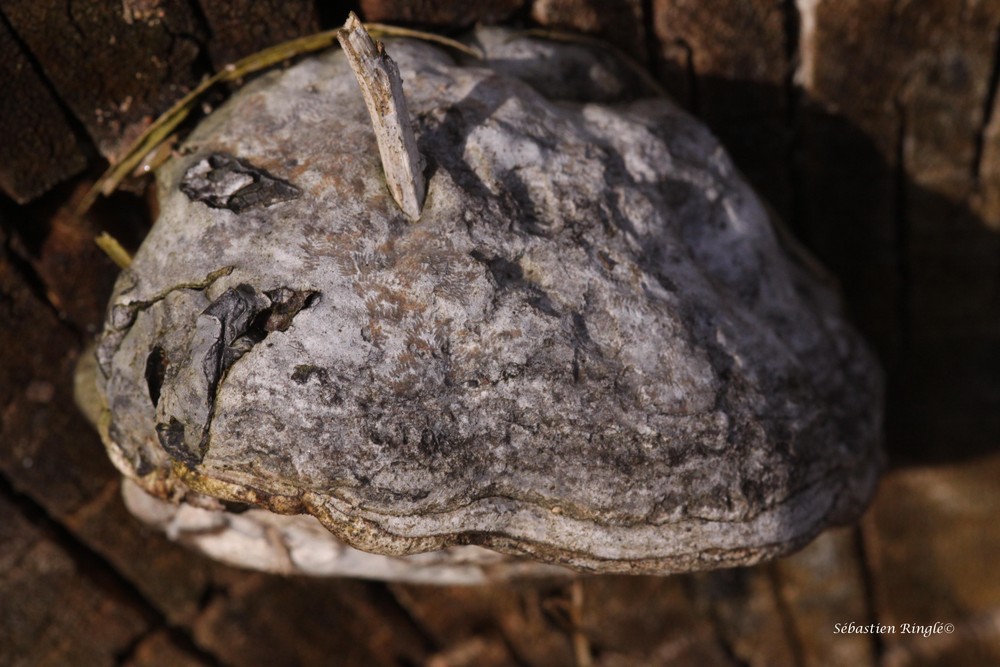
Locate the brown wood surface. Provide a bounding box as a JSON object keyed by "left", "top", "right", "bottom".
{"left": 0, "top": 15, "right": 86, "bottom": 203}
{"left": 1, "top": 2, "right": 999, "bottom": 665}
{"left": 198, "top": 0, "right": 320, "bottom": 68}
{"left": 0, "top": 0, "right": 205, "bottom": 162}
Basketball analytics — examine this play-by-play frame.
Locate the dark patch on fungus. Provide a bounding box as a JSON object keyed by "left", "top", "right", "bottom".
{"left": 153, "top": 285, "right": 319, "bottom": 467}
{"left": 470, "top": 250, "right": 560, "bottom": 317}
{"left": 201, "top": 284, "right": 272, "bottom": 390}
{"left": 258, "top": 288, "right": 320, "bottom": 333}
{"left": 291, "top": 364, "right": 329, "bottom": 385}
{"left": 180, "top": 152, "right": 301, "bottom": 213}
{"left": 471, "top": 249, "right": 523, "bottom": 285}
{"left": 200, "top": 286, "right": 319, "bottom": 400}
{"left": 155, "top": 417, "right": 195, "bottom": 466}
{"left": 144, "top": 345, "right": 167, "bottom": 407}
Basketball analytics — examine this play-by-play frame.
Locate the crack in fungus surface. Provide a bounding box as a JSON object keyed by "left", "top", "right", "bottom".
{"left": 154, "top": 285, "right": 319, "bottom": 467}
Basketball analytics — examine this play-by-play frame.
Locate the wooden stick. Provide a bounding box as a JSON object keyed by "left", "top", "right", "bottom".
{"left": 338, "top": 12, "right": 426, "bottom": 220}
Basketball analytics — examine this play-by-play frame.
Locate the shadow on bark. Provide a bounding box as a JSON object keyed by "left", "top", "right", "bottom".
{"left": 658, "top": 73, "right": 1000, "bottom": 470}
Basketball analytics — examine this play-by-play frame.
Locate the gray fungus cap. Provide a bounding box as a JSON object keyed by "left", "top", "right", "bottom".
{"left": 91, "top": 28, "right": 883, "bottom": 580}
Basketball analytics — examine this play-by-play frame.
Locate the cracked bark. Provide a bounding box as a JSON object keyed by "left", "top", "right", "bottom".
{"left": 531, "top": 0, "right": 648, "bottom": 63}
{"left": 195, "top": 0, "right": 320, "bottom": 69}
{"left": 0, "top": 0, "right": 207, "bottom": 159}
{"left": 781, "top": 0, "right": 805, "bottom": 237}
{"left": 651, "top": 0, "right": 793, "bottom": 217}
{"left": 766, "top": 564, "right": 807, "bottom": 667}
{"left": 0, "top": 472, "right": 223, "bottom": 667}
{"left": 972, "top": 26, "right": 1000, "bottom": 184}
{"left": 972, "top": 25, "right": 1000, "bottom": 231}
{"left": 0, "top": 10, "right": 87, "bottom": 202}
{"left": 358, "top": 0, "right": 524, "bottom": 27}
{"left": 892, "top": 101, "right": 911, "bottom": 354}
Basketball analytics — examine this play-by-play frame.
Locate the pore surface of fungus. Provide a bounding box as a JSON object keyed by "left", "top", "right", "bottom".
{"left": 91, "top": 28, "right": 883, "bottom": 579}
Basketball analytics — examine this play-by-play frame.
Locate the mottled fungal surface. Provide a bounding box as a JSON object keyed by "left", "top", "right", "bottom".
{"left": 91, "top": 28, "right": 883, "bottom": 578}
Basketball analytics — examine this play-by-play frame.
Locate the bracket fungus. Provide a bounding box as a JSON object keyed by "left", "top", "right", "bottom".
{"left": 83, "top": 21, "right": 883, "bottom": 583}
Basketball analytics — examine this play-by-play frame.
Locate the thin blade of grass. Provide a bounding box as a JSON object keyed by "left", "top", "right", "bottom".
{"left": 365, "top": 23, "right": 482, "bottom": 58}
{"left": 94, "top": 232, "right": 133, "bottom": 269}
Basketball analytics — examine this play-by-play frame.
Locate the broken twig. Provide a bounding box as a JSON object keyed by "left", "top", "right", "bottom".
{"left": 338, "top": 13, "right": 426, "bottom": 220}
